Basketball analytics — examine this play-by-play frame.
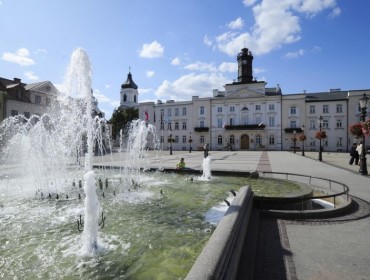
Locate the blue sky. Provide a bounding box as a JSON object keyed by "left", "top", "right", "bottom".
{"left": 1, "top": 0, "right": 370, "bottom": 119}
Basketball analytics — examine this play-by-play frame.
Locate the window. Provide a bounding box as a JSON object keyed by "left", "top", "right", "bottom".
{"left": 35, "top": 95, "right": 41, "bottom": 104}
{"left": 123, "top": 94, "right": 127, "bottom": 102}
{"left": 182, "top": 107, "right": 187, "bottom": 116}
{"left": 200, "top": 135, "right": 205, "bottom": 143}
{"left": 241, "top": 116, "right": 248, "bottom": 125}
{"left": 269, "top": 104, "right": 275, "bottom": 110}
{"left": 323, "top": 105, "right": 329, "bottom": 113}
{"left": 46, "top": 97, "right": 51, "bottom": 106}
{"left": 160, "top": 123, "right": 164, "bottom": 130}
{"left": 269, "top": 116, "right": 275, "bottom": 127}
{"left": 174, "top": 122, "right": 179, "bottom": 130}
{"left": 200, "top": 106, "right": 204, "bottom": 115}
{"left": 218, "top": 135, "right": 223, "bottom": 145}
{"left": 200, "top": 120, "right": 204, "bottom": 127}
{"left": 309, "top": 106, "right": 315, "bottom": 114}
{"left": 175, "top": 136, "right": 179, "bottom": 143}
{"left": 182, "top": 122, "right": 187, "bottom": 130}
{"left": 229, "top": 118, "right": 234, "bottom": 126}
{"left": 217, "top": 107, "right": 222, "bottom": 112}
{"left": 310, "top": 120, "right": 316, "bottom": 129}
{"left": 336, "top": 119, "right": 342, "bottom": 128}
{"left": 175, "top": 108, "right": 179, "bottom": 116}
{"left": 229, "top": 135, "right": 235, "bottom": 145}
{"left": 11, "top": 110, "right": 18, "bottom": 116}
{"left": 160, "top": 136, "right": 164, "bottom": 143}
{"left": 230, "top": 106, "right": 235, "bottom": 112}
{"left": 134, "top": 95, "right": 137, "bottom": 102}
{"left": 182, "top": 136, "right": 187, "bottom": 143}
{"left": 256, "top": 116, "right": 261, "bottom": 124}
{"left": 336, "top": 104, "right": 343, "bottom": 113}
{"left": 255, "top": 104, "right": 261, "bottom": 111}
{"left": 309, "top": 138, "right": 316, "bottom": 147}
{"left": 269, "top": 135, "right": 275, "bottom": 145}
{"left": 167, "top": 122, "right": 172, "bottom": 130}
{"left": 290, "top": 106, "right": 296, "bottom": 115}
{"left": 217, "top": 118, "right": 223, "bottom": 128}
{"left": 336, "top": 137, "right": 343, "bottom": 146}
{"left": 256, "top": 135, "right": 262, "bottom": 145}
{"left": 290, "top": 120, "right": 297, "bottom": 128}
{"left": 323, "top": 120, "right": 329, "bottom": 128}
{"left": 167, "top": 108, "right": 171, "bottom": 116}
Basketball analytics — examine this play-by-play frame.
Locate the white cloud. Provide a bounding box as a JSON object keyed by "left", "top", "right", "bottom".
{"left": 2, "top": 48, "right": 35, "bottom": 66}
{"left": 24, "top": 71, "right": 38, "bottom": 81}
{"left": 35, "top": 48, "right": 47, "bottom": 54}
{"left": 329, "top": 6, "right": 341, "bottom": 18}
{"left": 139, "top": 40, "right": 164, "bottom": 58}
{"left": 243, "top": 0, "right": 257, "bottom": 6}
{"left": 312, "top": 45, "right": 322, "bottom": 53}
{"left": 171, "top": 57, "right": 181, "bottom": 65}
{"left": 218, "top": 62, "right": 237, "bottom": 73}
{"left": 184, "top": 61, "right": 217, "bottom": 72}
{"left": 228, "top": 17, "right": 244, "bottom": 30}
{"left": 284, "top": 49, "right": 305, "bottom": 58}
{"left": 146, "top": 70, "right": 155, "bottom": 77}
{"left": 155, "top": 73, "right": 229, "bottom": 100}
{"left": 211, "top": 0, "right": 339, "bottom": 56}
{"left": 105, "top": 84, "right": 111, "bottom": 89}
{"left": 253, "top": 67, "right": 266, "bottom": 75}
{"left": 203, "top": 35, "right": 213, "bottom": 46}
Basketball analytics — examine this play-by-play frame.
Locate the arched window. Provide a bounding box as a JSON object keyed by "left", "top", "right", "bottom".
{"left": 218, "top": 135, "right": 223, "bottom": 145}
{"left": 123, "top": 94, "right": 127, "bottom": 102}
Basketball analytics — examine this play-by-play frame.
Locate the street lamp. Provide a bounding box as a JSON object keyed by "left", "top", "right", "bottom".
{"left": 293, "top": 130, "right": 297, "bottom": 153}
{"left": 318, "top": 116, "right": 323, "bottom": 161}
{"left": 359, "top": 93, "right": 368, "bottom": 175}
{"left": 169, "top": 133, "right": 173, "bottom": 155}
{"left": 189, "top": 132, "right": 192, "bottom": 153}
{"left": 301, "top": 125, "right": 305, "bottom": 156}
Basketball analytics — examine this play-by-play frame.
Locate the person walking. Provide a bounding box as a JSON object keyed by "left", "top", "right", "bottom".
{"left": 349, "top": 143, "right": 359, "bottom": 165}
{"left": 203, "top": 143, "right": 209, "bottom": 158}
{"left": 356, "top": 141, "right": 364, "bottom": 166}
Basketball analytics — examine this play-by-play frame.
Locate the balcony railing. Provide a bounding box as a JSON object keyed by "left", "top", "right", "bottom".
{"left": 224, "top": 124, "right": 265, "bottom": 130}
{"left": 284, "top": 128, "right": 303, "bottom": 133}
{"left": 194, "top": 127, "right": 209, "bottom": 132}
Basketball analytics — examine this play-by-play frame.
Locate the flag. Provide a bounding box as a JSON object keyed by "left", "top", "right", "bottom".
{"left": 145, "top": 108, "right": 149, "bottom": 121}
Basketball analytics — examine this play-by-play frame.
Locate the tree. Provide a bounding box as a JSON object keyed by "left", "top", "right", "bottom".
{"left": 108, "top": 108, "right": 138, "bottom": 140}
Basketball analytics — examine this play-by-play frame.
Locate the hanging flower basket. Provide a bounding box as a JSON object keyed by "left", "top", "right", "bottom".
{"left": 315, "top": 131, "right": 327, "bottom": 140}
{"left": 349, "top": 122, "right": 364, "bottom": 138}
{"left": 291, "top": 136, "right": 297, "bottom": 142}
{"left": 188, "top": 138, "right": 193, "bottom": 143}
{"left": 361, "top": 119, "right": 370, "bottom": 138}
{"left": 299, "top": 134, "right": 307, "bottom": 141}
{"left": 167, "top": 137, "right": 175, "bottom": 143}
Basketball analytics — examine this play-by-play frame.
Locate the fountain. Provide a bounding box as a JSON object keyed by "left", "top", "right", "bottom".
{"left": 0, "top": 47, "right": 242, "bottom": 279}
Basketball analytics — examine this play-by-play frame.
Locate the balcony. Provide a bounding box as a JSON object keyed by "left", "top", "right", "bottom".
{"left": 284, "top": 128, "right": 303, "bottom": 133}
{"left": 224, "top": 124, "right": 265, "bottom": 130}
{"left": 194, "top": 127, "right": 209, "bottom": 132}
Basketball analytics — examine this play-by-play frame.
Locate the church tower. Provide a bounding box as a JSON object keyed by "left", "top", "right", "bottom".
{"left": 118, "top": 70, "right": 138, "bottom": 111}
{"left": 237, "top": 48, "right": 254, "bottom": 83}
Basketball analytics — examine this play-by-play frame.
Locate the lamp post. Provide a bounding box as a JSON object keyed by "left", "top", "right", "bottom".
{"left": 293, "top": 130, "right": 297, "bottom": 153}
{"left": 318, "top": 116, "right": 323, "bottom": 161}
{"left": 359, "top": 93, "right": 368, "bottom": 175}
{"left": 169, "top": 133, "right": 173, "bottom": 155}
{"left": 301, "top": 125, "right": 305, "bottom": 156}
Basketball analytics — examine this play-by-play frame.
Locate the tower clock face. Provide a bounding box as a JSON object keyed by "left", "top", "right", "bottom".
{"left": 242, "top": 60, "right": 248, "bottom": 65}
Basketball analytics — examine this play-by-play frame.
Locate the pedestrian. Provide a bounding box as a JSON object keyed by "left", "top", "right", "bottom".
{"left": 349, "top": 143, "right": 359, "bottom": 165}
{"left": 176, "top": 158, "right": 186, "bottom": 169}
{"left": 356, "top": 141, "right": 364, "bottom": 166}
{"left": 203, "top": 143, "right": 209, "bottom": 158}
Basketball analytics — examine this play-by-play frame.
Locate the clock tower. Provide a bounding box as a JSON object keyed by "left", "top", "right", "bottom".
{"left": 237, "top": 48, "right": 253, "bottom": 83}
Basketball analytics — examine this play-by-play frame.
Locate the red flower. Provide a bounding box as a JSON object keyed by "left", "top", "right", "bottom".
{"left": 315, "top": 131, "right": 327, "bottom": 140}
{"left": 299, "top": 134, "right": 307, "bottom": 141}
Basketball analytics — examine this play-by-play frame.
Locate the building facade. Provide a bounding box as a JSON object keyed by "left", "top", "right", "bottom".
{"left": 139, "top": 48, "right": 370, "bottom": 153}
